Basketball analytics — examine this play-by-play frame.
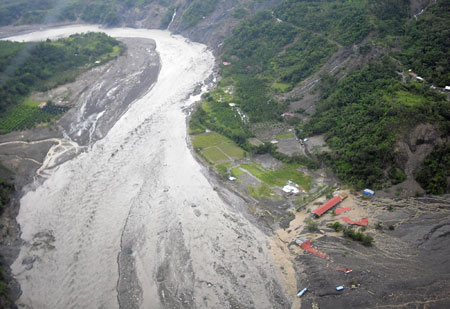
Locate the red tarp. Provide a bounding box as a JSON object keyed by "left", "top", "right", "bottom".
{"left": 313, "top": 196, "right": 343, "bottom": 217}
{"left": 335, "top": 266, "right": 353, "bottom": 274}
{"left": 341, "top": 216, "right": 368, "bottom": 226}
{"left": 335, "top": 207, "right": 352, "bottom": 215}
{"left": 300, "top": 240, "right": 327, "bottom": 259}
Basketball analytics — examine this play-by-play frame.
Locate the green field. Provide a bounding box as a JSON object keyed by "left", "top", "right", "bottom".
{"left": 216, "top": 162, "right": 232, "bottom": 177}
{"left": 240, "top": 162, "right": 311, "bottom": 190}
{"left": 272, "top": 82, "right": 292, "bottom": 92}
{"left": 193, "top": 132, "right": 247, "bottom": 159}
{"left": 249, "top": 183, "right": 280, "bottom": 200}
{"left": 275, "top": 132, "right": 295, "bottom": 139}
{"left": 0, "top": 100, "right": 68, "bottom": 134}
{"left": 221, "top": 142, "right": 246, "bottom": 159}
{"left": 394, "top": 90, "right": 428, "bottom": 107}
{"left": 193, "top": 132, "right": 229, "bottom": 148}
{"left": 200, "top": 147, "right": 229, "bottom": 164}
{"left": 230, "top": 166, "right": 246, "bottom": 182}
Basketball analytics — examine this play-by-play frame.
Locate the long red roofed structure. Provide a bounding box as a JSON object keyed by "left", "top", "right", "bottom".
{"left": 313, "top": 196, "right": 343, "bottom": 217}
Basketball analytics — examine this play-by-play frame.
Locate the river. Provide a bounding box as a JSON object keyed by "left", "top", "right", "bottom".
{"left": 5, "top": 26, "right": 290, "bottom": 308}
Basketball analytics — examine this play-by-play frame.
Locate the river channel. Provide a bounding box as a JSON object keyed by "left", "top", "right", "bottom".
{"left": 5, "top": 26, "right": 289, "bottom": 308}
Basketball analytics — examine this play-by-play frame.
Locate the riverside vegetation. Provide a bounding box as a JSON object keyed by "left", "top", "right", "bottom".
{"left": 0, "top": 32, "right": 125, "bottom": 134}
{"left": 190, "top": 0, "right": 450, "bottom": 194}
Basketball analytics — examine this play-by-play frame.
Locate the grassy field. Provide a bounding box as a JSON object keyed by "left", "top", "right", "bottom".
{"left": 216, "top": 162, "right": 232, "bottom": 177}
{"left": 394, "top": 90, "right": 428, "bottom": 107}
{"left": 221, "top": 142, "right": 246, "bottom": 158}
{"left": 249, "top": 183, "right": 280, "bottom": 200}
{"left": 272, "top": 82, "right": 292, "bottom": 92}
{"left": 240, "top": 162, "right": 311, "bottom": 190}
{"left": 192, "top": 131, "right": 310, "bottom": 198}
{"left": 275, "top": 132, "right": 295, "bottom": 139}
{"left": 193, "top": 132, "right": 247, "bottom": 159}
{"left": 231, "top": 167, "right": 245, "bottom": 178}
{"left": 200, "top": 147, "right": 229, "bottom": 164}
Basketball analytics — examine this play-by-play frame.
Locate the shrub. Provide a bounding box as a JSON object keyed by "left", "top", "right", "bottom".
{"left": 330, "top": 221, "right": 343, "bottom": 232}
{"left": 361, "top": 234, "right": 374, "bottom": 246}
{"left": 305, "top": 218, "right": 319, "bottom": 232}
{"left": 343, "top": 227, "right": 374, "bottom": 246}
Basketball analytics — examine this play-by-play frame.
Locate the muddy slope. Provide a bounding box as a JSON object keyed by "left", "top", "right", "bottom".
{"left": 283, "top": 195, "right": 450, "bottom": 308}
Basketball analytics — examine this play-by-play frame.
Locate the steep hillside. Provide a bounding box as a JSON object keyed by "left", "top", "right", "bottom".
{"left": 0, "top": 0, "right": 282, "bottom": 47}
{"left": 191, "top": 0, "right": 450, "bottom": 193}
{"left": 0, "top": 2, "right": 447, "bottom": 198}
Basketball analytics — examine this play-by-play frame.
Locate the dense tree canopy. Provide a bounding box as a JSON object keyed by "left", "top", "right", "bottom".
{"left": 0, "top": 33, "right": 124, "bottom": 133}
{"left": 401, "top": 0, "right": 450, "bottom": 87}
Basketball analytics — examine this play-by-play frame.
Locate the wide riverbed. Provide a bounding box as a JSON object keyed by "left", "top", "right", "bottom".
{"left": 6, "top": 26, "right": 289, "bottom": 308}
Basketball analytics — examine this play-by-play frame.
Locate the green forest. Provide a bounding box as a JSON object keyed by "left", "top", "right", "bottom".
{"left": 416, "top": 147, "right": 450, "bottom": 194}
{"left": 191, "top": 0, "right": 450, "bottom": 193}
{"left": 181, "top": 0, "right": 219, "bottom": 29}
{"left": 303, "top": 60, "right": 449, "bottom": 189}
{"left": 401, "top": 0, "right": 450, "bottom": 87}
{"left": 0, "top": 32, "right": 124, "bottom": 133}
{"left": 0, "top": 0, "right": 161, "bottom": 26}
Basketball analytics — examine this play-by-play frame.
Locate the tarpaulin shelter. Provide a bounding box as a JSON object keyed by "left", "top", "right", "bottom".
{"left": 341, "top": 217, "right": 368, "bottom": 226}
{"left": 313, "top": 196, "right": 342, "bottom": 217}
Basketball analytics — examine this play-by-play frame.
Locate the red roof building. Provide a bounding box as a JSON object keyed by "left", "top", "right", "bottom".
{"left": 313, "top": 196, "right": 343, "bottom": 217}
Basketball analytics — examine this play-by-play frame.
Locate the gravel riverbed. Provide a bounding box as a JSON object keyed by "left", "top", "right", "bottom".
{"left": 3, "top": 26, "right": 290, "bottom": 309}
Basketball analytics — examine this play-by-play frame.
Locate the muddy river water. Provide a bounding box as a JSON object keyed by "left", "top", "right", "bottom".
{"left": 5, "top": 26, "right": 290, "bottom": 308}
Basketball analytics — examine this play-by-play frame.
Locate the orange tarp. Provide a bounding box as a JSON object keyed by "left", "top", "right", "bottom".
{"left": 341, "top": 216, "right": 368, "bottom": 226}
{"left": 300, "top": 240, "right": 327, "bottom": 259}
{"left": 335, "top": 207, "right": 352, "bottom": 215}
{"left": 335, "top": 266, "right": 353, "bottom": 274}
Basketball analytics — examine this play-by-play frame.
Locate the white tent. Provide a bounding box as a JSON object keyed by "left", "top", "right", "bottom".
{"left": 283, "top": 185, "right": 300, "bottom": 194}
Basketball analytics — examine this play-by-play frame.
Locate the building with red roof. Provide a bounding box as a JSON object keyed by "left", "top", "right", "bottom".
{"left": 313, "top": 196, "right": 343, "bottom": 217}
